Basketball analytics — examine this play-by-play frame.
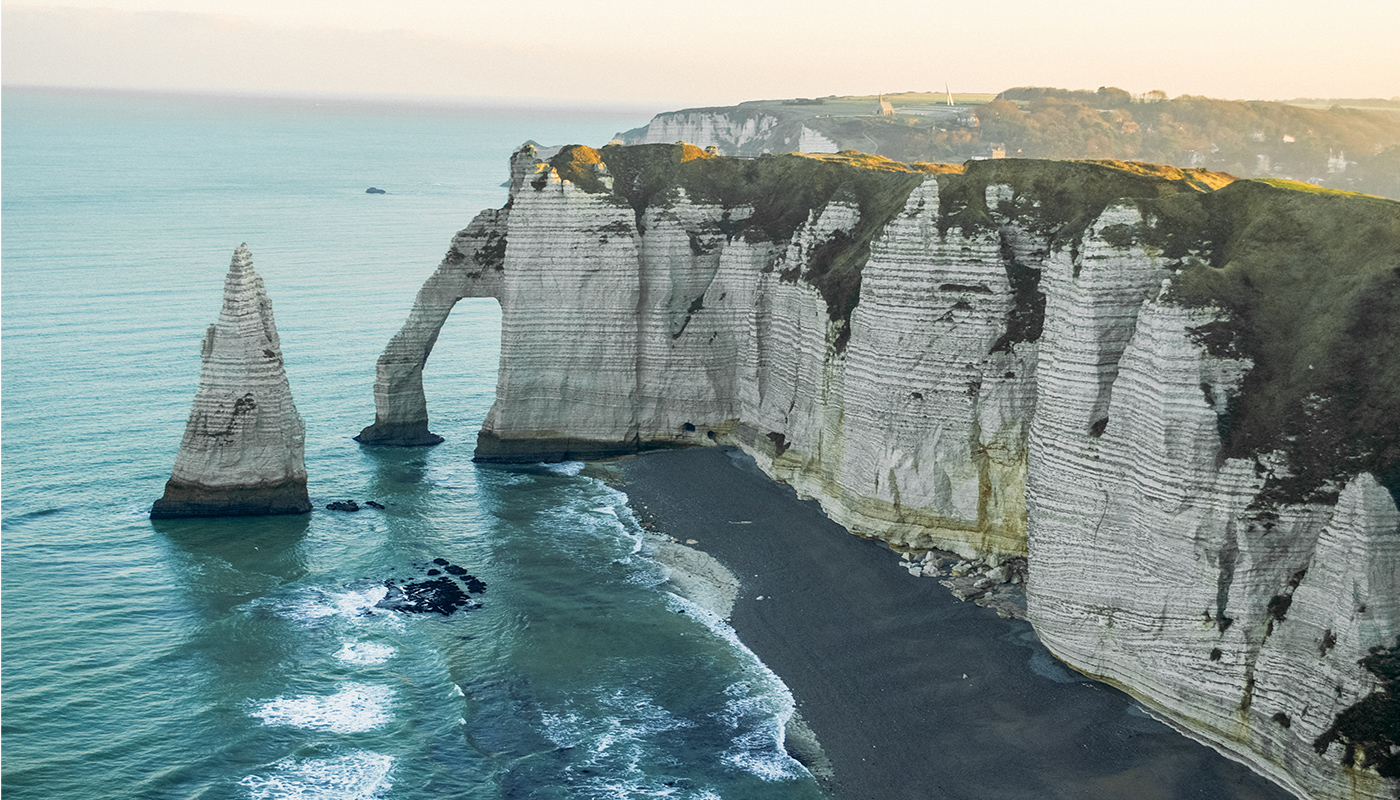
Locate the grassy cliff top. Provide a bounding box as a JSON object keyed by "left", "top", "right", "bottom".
{"left": 536, "top": 144, "right": 1399, "bottom": 502}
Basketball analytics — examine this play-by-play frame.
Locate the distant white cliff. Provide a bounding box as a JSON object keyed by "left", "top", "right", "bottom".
{"left": 152, "top": 244, "right": 310, "bottom": 518}
{"left": 365, "top": 144, "right": 1400, "bottom": 800}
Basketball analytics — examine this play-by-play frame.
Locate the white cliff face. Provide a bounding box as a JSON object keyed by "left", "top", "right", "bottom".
{"left": 797, "top": 127, "right": 840, "bottom": 154}
{"left": 1027, "top": 284, "right": 1399, "bottom": 800}
{"left": 641, "top": 111, "right": 782, "bottom": 154}
{"left": 368, "top": 147, "right": 1400, "bottom": 800}
{"left": 152, "top": 244, "right": 309, "bottom": 517}
{"left": 356, "top": 206, "right": 507, "bottom": 445}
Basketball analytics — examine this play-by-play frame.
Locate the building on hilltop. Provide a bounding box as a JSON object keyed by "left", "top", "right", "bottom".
{"left": 875, "top": 94, "right": 895, "bottom": 116}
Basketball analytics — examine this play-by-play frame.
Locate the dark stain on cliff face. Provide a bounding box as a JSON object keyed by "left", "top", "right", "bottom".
{"left": 1215, "top": 524, "right": 1239, "bottom": 633}
{"left": 671, "top": 294, "right": 706, "bottom": 340}
{"left": 989, "top": 230, "right": 1045, "bottom": 354}
{"left": 766, "top": 431, "right": 791, "bottom": 457}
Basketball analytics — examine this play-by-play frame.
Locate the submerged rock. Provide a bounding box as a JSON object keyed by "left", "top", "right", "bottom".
{"left": 365, "top": 187, "right": 387, "bottom": 194}
{"left": 151, "top": 245, "right": 310, "bottom": 518}
{"left": 376, "top": 558, "right": 486, "bottom": 616}
{"left": 325, "top": 500, "right": 360, "bottom": 512}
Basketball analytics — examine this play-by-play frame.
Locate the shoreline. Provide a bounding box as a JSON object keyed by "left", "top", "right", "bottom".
{"left": 610, "top": 446, "right": 1295, "bottom": 800}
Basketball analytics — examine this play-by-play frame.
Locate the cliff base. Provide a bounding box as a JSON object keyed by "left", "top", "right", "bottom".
{"left": 355, "top": 419, "right": 445, "bottom": 447}
{"left": 150, "top": 479, "right": 312, "bottom": 519}
{"left": 471, "top": 430, "right": 693, "bottom": 463}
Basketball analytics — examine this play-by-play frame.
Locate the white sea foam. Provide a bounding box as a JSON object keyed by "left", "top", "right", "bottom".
{"left": 272, "top": 585, "right": 390, "bottom": 623}
{"left": 542, "top": 461, "right": 585, "bottom": 476}
{"left": 239, "top": 751, "right": 394, "bottom": 800}
{"left": 334, "top": 642, "right": 396, "bottom": 666}
{"left": 541, "top": 687, "right": 696, "bottom": 793}
{"left": 250, "top": 683, "right": 394, "bottom": 733}
{"left": 664, "top": 594, "right": 809, "bottom": 782}
{"left": 423, "top": 465, "right": 472, "bottom": 489}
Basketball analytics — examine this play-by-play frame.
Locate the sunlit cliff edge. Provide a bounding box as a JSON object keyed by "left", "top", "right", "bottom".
{"left": 362, "top": 143, "right": 1400, "bottom": 800}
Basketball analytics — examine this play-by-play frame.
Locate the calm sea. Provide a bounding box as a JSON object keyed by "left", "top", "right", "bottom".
{"left": 1, "top": 88, "right": 825, "bottom": 800}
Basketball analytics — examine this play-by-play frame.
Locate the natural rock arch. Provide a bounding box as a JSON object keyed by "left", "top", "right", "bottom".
{"left": 355, "top": 207, "right": 507, "bottom": 446}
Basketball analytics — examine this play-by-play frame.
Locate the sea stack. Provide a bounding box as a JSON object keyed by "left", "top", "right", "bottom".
{"left": 151, "top": 244, "right": 311, "bottom": 518}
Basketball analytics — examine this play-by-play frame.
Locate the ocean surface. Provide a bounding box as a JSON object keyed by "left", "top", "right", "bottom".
{"left": 1, "top": 88, "right": 826, "bottom": 800}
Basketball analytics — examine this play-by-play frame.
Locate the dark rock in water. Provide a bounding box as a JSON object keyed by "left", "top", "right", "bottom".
{"left": 365, "top": 500, "right": 385, "bottom": 510}
{"left": 366, "top": 187, "right": 387, "bottom": 194}
{"left": 326, "top": 500, "right": 360, "bottom": 512}
{"left": 373, "top": 558, "right": 486, "bottom": 616}
{"left": 376, "top": 577, "right": 472, "bottom": 615}
{"left": 355, "top": 419, "right": 444, "bottom": 447}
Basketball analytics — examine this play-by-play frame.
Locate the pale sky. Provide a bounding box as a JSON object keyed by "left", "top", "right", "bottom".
{"left": 4, "top": 0, "right": 1398, "bottom": 107}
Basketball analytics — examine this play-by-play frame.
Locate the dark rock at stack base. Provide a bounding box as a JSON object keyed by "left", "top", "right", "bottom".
{"left": 354, "top": 419, "right": 444, "bottom": 446}
{"left": 151, "top": 479, "right": 312, "bottom": 518}
{"left": 151, "top": 244, "right": 311, "bottom": 519}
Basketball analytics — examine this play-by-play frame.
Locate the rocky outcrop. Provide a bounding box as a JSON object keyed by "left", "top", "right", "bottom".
{"left": 368, "top": 144, "right": 1400, "bottom": 800}
{"left": 152, "top": 245, "right": 310, "bottom": 518}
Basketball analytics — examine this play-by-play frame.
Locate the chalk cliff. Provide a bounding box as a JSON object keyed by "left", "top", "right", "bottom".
{"left": 152, "top": 245, "right": 310, "bottom": 518}
{"left": 368, "top": 144, "right": 1399, "bottom": 800}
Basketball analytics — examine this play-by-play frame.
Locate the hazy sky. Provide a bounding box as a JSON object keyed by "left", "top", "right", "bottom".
{"left": 4, "top": 0, "right": 1398, "bottom": 107}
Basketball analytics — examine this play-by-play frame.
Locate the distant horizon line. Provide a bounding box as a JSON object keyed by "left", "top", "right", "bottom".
{"left": 5, "top": 82, "right": 1397, "bottom": 113}
{"left": 0, "top": 83, "right": 667, "bottom": 116}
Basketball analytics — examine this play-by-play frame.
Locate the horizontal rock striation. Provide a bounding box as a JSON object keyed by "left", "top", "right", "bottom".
{"left": 369, "top": 144, "right": 1400, "bottom": 800}
{"left": 153, "top": 245, "right": 310, "bottom": 518}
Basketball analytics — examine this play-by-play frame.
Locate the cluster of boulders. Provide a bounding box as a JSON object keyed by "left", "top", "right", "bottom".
{"left": 375, "top": 558, "right": 486, "bottom": 616}
{"left": 900, "top": 550, "right": 1029, "bottom": 619}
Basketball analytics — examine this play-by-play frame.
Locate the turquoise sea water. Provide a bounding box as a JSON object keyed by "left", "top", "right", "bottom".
{"left": 1, "top": 89, "right": 825, "bottom": 800}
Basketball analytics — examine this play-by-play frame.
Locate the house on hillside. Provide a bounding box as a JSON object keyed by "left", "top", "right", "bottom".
{"left": 875, "top": 94, "right": 895, "bottom": 116}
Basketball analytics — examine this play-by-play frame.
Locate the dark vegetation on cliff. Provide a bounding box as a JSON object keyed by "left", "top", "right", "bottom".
{"left": 1314, "top": 638, "right": 1400, "bottom": 778}
{"left": 1168, "top": 181, "right": 1400, "bottom": 507}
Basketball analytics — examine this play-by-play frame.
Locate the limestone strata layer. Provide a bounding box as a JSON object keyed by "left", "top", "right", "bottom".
{"left": 369, "top": 145, "right": 1400, "bottom": 800}
{"left": 153, "top": 245, "right": 310, "bottom": 518}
